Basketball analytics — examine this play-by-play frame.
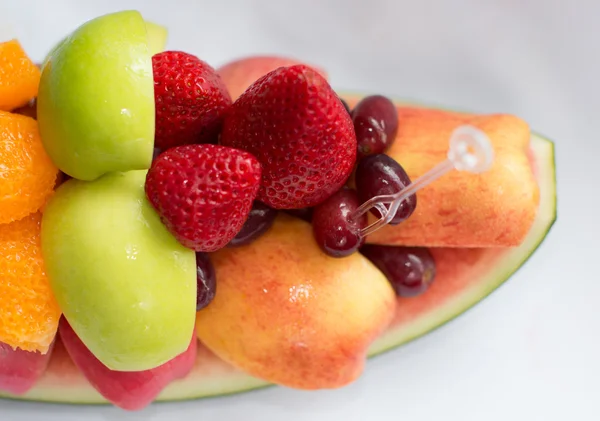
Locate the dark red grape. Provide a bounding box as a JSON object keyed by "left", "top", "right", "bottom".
{"left": 55, "top": 172, "right": 71, "bottom": 189}
{"left": 152, "top": 147, "right": 163, "bottom": 161}
{"left": 360, "top": 245, "right": 435, "bottom": 297}
{"left": 339, "top": 97, "right": 352, "bottom": 115}
{"left": 352, "top": 95, "right": 398, "bottom": 159}
{"left": 228, "top": 201, "right": 277, "bottom": 247}
{"left": 196, "top": 252, "right": 216, "bottom": 310}
{"left": 285, "top": 207, "right": 313, "bottom": 223}
{"left": 312, "top": 187, "right": 367, "bottom": 258}
{"left": 355, "top": 154, "right": 416, "bottom": 225}
{"left": 14, "top": 98, "right": 37, "bottom": 120}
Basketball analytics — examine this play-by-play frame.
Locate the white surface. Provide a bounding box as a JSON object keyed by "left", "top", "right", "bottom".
{"left": 0, "top": 0, "right": 597, "bottom": 420}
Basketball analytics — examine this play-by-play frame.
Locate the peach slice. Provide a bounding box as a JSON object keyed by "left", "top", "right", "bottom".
{"left": 344, "top": 97, "right": 540, "bottom": 248}
{"left": 196, "top": 213, "right": 395, "bottom": 389}
{"left": 217, "top": 55, "right": 328, "bottom": 101}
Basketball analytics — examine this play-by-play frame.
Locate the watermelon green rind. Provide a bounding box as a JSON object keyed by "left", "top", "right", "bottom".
{"left": 0, "top": 109, "right": 556, "bottom": 405}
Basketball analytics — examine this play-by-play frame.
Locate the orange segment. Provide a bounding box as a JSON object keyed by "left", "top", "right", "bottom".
{"left": 0, "top": 40, "right": 41, "bottom": 111}
{"left": 0, "top": 212, "right": 61, "bottom": 353}
{"left": 0, "top": 111, "right": 58, "bottom": 224}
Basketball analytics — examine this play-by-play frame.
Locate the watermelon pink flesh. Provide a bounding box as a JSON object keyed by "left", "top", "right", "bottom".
{"left": 0, "top": 341, "right": 55, "bottom": 396}
{"left": 0, "top": 133, "right": 556, "bottom": 405}
{"left": 58, "top": 318, "right": 198, "bottom": 410}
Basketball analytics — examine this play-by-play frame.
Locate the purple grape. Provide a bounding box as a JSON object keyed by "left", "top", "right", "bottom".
{"left": 195, "top": 252, "right": 216, "bottom": 310}
{"left": 13, "top": 98, "right": 37, "bottom": 120}
{"left": 312, "top": 187, "right": 367, "bottom": 258}
{"left": 152, "top": 147, "right": 163, "bottom": 161}
{"left": 352, "top": 95, "right": 398, "bottom": 159}
{"left": 360, "top": 245, "right": 436, "bottom": 297}
{"left": 355, "top": 154, "right": 416, "bottom": 225}
{"left": 55, "top": 172, "right": 72, "bottom": 188}
{"left": 285, "top": 207, "right": 313, "bottom": 223}
{"left": 340, "top": 97, "right": 352, "bottom": 115}
{"left": 228, "top": 201, "right": 277, "bottom": 247}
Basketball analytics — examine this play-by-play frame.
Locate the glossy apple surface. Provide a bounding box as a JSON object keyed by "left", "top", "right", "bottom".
{"left": 41, "top": 38, "right": 64, "bottom": 68}
{"left": 37, "top": 10, "right": 155, "bottom": 181}
{"left": 41, "top": 170, "right": 197, "bottom": 371}
{"left": 145, "top": 20, "right": 168, "bottom": 55}
{"left": 42, "top": 19, "right": 167, "bottom": 68}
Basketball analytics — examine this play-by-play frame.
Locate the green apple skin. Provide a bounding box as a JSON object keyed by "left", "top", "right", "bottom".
{"left": 145, "top": 20, "right": 168, "bottom": 55}
{"left": 41, "top": 170, "right": 197, "bottom": 372}
{"left": 37, "top": 10, "right": 155, "bottom": 181}
{"left": 41, "top": 37, "right": 65, "bottom": 69}
{"left": 42, "top": 18, "right": 167, "bottom": 69}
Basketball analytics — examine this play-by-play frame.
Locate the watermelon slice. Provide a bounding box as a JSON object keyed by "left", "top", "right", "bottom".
{"left": 0, "top": 127, "right": 556, "bottom": 404}
{"left": 0, "top": 341, "right": 55, "bottom": 396}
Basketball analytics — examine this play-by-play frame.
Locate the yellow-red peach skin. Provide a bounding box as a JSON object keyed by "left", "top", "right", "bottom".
{"left": 195, "top": 214, "right": 395, "bottom": 389}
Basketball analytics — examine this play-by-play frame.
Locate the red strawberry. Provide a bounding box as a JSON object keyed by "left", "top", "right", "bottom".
{"left": 152, "top": 51, "right": 232, "bottom": 150}
{"left": 219, "top": 64, "right": 357, "bottom": 209}
{"left": 145, "top": 144, "right": 262, "bottom": 252}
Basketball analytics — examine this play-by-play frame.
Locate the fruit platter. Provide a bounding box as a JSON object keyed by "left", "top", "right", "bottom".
{"left": 0, "top": 10, "right": 556, "bottom": 411}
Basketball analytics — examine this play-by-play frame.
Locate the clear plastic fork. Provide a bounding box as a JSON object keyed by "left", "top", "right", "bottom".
{"left": 351, "top": 125, "right": 495, "bottom": 238}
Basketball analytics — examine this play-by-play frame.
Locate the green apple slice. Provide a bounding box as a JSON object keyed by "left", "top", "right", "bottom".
{"left": 40, "top": 170, "right": 197, "bottom": 372}
{"left": 145, "top": 20, "right": 168, "bottom": 55}
{"left": 41, "top": 18, "right": 167, "bottom": 70}
{"left": 37, "top": 10, "right": 156, "bottom": 181}
{"left": 41, "top": 37, "right": 65, "bottom": 69}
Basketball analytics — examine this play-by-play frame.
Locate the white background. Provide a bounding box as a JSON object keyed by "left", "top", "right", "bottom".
{"left": 0, "top": 0, "right": 597, "bottom": 420}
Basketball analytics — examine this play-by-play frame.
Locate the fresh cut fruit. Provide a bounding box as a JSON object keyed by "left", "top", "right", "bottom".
{"left": 0, "top": 127, "right": 556, "bottom": 404}
{"left": 0, "top": 213, "right": 61, "bottom": 353}
{"left": 59, "top": 318, "right": 197, "bottom": 411}
{"left": 0, "top": 8, "right": 557, "bottom": 407}
{"left": 37, "top": 10, "right": 156, "bottom": 181}
{"left": 40, "top": 170, "right": 197, "bottom": 372}
{"left": 220, "top": 65, "right": 357, "bottom": 209}
{"left": 152, "top": 51, "right": 232, "bottom": 149}
{"left": 0, "top": 111, "right": 58, "bottom": 225}
{"left": 144, "top": 20, "right": 169, "bottom": 56}
{"left": 217, "top": 55, "right": 328, "bottom": 100}
{"left": 196, "top": 213, "right": 396, "bottom": 389}
{"left": 353, "top": 103, "right": 540, "bottom": 248}
{"left": 0, "top": 40, "right": 41, "bottom": 111}
{"left": 0, "top": 340, "right": 55, "bottom": 395}
{"left": 145, "top": 144, "right": 262, "bottom": 252}
{"left": 41, "top": 18, "right": 167, "bottom": 68}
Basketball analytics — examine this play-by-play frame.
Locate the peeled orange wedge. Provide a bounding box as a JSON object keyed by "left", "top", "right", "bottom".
{"left": 0, "top": 111, "right": 58, "bottom": 225}
{"left": 0, "top": 212, "right": 61, "bottom": 353}
{"left": 0, "top": 39, "right": 40, "bottom": 111}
